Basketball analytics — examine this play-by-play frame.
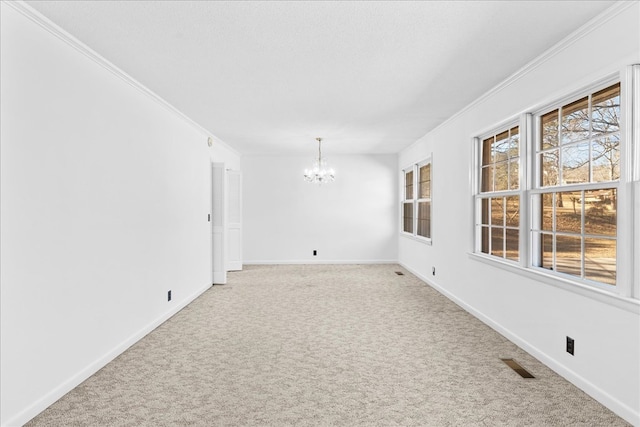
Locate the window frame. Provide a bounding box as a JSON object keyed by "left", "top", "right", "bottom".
{"left": 471, "top": 68, "right": 638, "bottom": 302}
{"left": 401, "top": 157, "right": 432, "bottom": 244}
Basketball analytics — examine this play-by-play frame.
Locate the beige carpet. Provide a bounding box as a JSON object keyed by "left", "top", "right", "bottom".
{"left": 27, "top": 264, "right": 628, "bottom": 426}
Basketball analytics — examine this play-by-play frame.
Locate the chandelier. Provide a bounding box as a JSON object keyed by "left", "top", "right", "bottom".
{"left": 303, "top": 137, "right": 335, "bottom": 184}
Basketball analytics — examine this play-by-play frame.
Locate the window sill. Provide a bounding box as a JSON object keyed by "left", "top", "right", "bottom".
{"left": 401, "top": 232, "right": 432, "bottom": 246}
{"left": 468, "top": 252, "right": 639, "bottom": 314}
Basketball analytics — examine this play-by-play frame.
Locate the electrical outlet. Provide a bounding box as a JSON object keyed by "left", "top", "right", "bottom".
{"left": 168, "top": 290, "right": 172, "bottom": 302}
{"left": 432, "top": 267, "right": 436, "bottom": 276}
{"left": 566, "top": 336, "right": 574, "bottom": 355}
{"left": 313, "top": 250, "right": 317, "bottom": 256}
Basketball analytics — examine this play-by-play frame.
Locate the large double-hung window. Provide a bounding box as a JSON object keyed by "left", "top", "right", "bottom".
{"left": 474, "top": 71, "right": 638, "bottom": 299}
{"left": 532, "top": 83, "right": 620, "bottom": 285}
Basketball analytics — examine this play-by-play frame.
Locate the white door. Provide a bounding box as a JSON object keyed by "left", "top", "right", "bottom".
{"left": 212, "top": 162, "right": 226, "bottom": 284}
{"left": 226, "top": 169, "right": 242, "bottom": 271}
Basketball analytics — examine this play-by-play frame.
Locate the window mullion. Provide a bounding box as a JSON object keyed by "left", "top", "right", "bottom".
{"left": 633, "top": 65, "right": 640, "bottom": 299}
{"left": 521, "top": 113, "right": 533, "bottom": 268}
{"left": 617, "top": 65, "right": 640, "bottom": 298}
{"left": 413, "top": 165, "right": 420, "bottom": 236}
{"left": 558, "top": 106, "right": 563, "bottom": 187}
{"left": 580, "top": 189, "right": 585, "bottom": 279}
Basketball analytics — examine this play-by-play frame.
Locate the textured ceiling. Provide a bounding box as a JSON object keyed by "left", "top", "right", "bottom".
{"left": 26, "top": 1, "right": 614, "bottom": 155}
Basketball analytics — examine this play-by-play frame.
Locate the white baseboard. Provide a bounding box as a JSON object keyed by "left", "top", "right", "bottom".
{"left": 244, "top": 259, "right": 398, "bottom": 265}
{"left": 398, "top": 262, "right": 639, "bottom": 426}
{"left": 5, "top": 283, "right": 212, "bottom": 427}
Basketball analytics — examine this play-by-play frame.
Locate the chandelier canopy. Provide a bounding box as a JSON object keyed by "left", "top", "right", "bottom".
{"left": 303, "top": 137, "right": 335, "bottom": 184}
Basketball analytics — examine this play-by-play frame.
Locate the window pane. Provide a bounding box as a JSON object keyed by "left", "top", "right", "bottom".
{"left": 541, "top": 233, "right": 553, "bottom": 269}
{"left": 495, "top": 161, "right": 508, "bottom": 191}
{"left": 482, "top": 136, "right": 495, "bottom": 166}
{"left": 556, "top": 235, "right": 582, "bottom": 277}
{"left": 417, "top": 201, "right": 431, "bottom": 238}
{"left": 403, "top": 202, "right": 413, "bottom": 233}
{"left": 541, "top": 151, "right": 559, "bottom": 187}
{"left": 505, "top": 228, "right": 519, "bottom": 261}
{"left": 506, "top": 196, "right": 519, "bottom": 227}
{"left": 481, "top": 226, "right": 489, "bottom": 254}
{"left": 491, "top": 197, "right": 504, "bottom": 226}
{"left": 584, "top": 189, "right": 616, "bottom": 236}
{"left": 541, "top": 110, "right": 559, "bottom": 149}
{"left": 509, "top": 127, "right": 519, "bottom": 157}
{"left": 585, "top": 238, "right": 616, "bottom": 285}
{"left": 405, "top": 171, "right": 413, "bottom": 200}
{"left": 509, "top": 159, "right": 519, "bottom": 190}
{"left": 556, "top": 191, "right": 582, "bottom": 234}
{"left": 419, "top": 164, "right": 431, "bottom": 198}
{"left": 592, "top": 135, "right": 620, "bottom": 182}
{"left": 592, "top": 83, "right": 620, "bottom": 136}
{"left": 561, "top": 97, "right": 589, "bottom": 144}
{"left": 562, "top": 142, "right": 590, "bottom": 184}
{"left": 481, "top": 165, "right": 493, "bottom": 192}
{"left": 481, "top": 198, "right": 489, "bottom": 225}
{"left": 494, "top": 131, "right": 509, "bottom": 162}
{"left": 541, "top": 193, "right": 553, "bottom": 231}
{"left": 491, "top": 227, "right": 504, "bottom": 258}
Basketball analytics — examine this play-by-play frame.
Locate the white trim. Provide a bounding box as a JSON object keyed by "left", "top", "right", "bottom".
{"left": 399, "top": 260, "right": 639, "bottom": 426}
{"left": 470, "top": 137, "right": 480, "bottom": 253}
{"left": 520, "top": 113, "right": 533, "bottom": 269}
{"left": 4, "top": 282, "right": 213, "bottom": 427}
{"left": 244, "top": 260, "right": 398, "bottom": 265}
{"left": 3, "top": 0, "right": 241, "bottom": 158}
{"left": 616, "top": 66, "right": 636, "bottom": 298}
{"left": 400, "top": 232, "right": 432, "bottom": 245}
{"left": 631, "top": 65, "right": 640, "bottom": 298}
{"left": 634, "top": 181, "right": 640, "bottom": 298}
{"left": 633, "top": 65, "right": 640, "bottom": 183}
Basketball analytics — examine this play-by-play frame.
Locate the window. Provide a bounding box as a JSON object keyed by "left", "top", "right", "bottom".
{"left": 477, "top": 126, "right": 520, "bottom": 261}
{"left": 474, "top": 78, "right": 634, "bottom": 295}
{"left": 402, "top": 169, "right": 414, "bottom": 234}
{"left": 402, "top": 159, "right": 432, "bottom": 241}
{"left": 532, "top": 83, "right": 620, "bottom": 285}
{"left": 417, "top": 162, "right": 431, "bottom": 239}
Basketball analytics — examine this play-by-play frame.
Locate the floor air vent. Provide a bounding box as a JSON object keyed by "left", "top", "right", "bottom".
{"left": 395, "top": 271, "right": 404, "bottom": 276}
{"left": 501, "top": 358, "right": 535, "bottom": 378}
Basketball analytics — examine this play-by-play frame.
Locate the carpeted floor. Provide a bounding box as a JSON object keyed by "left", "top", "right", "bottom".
{"left": 27, "top": 264, "right": 629, "bottom": 426}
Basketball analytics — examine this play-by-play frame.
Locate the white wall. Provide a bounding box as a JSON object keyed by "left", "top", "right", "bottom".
{"left": 398, "top": 3, "right": 640, "bottom": 425}
{"left": 243, "top": 154, "right": 397, "bottom": 263}
{"left": 0, "top": 4, "right": 239, "bottom": 426}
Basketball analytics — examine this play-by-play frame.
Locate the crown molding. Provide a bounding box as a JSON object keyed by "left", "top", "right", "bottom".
{"left": 404, "top": 0, "right": 637, "bottom": 154}
{"left": 2, "top": 0, "right": 241, "bottom": 158}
